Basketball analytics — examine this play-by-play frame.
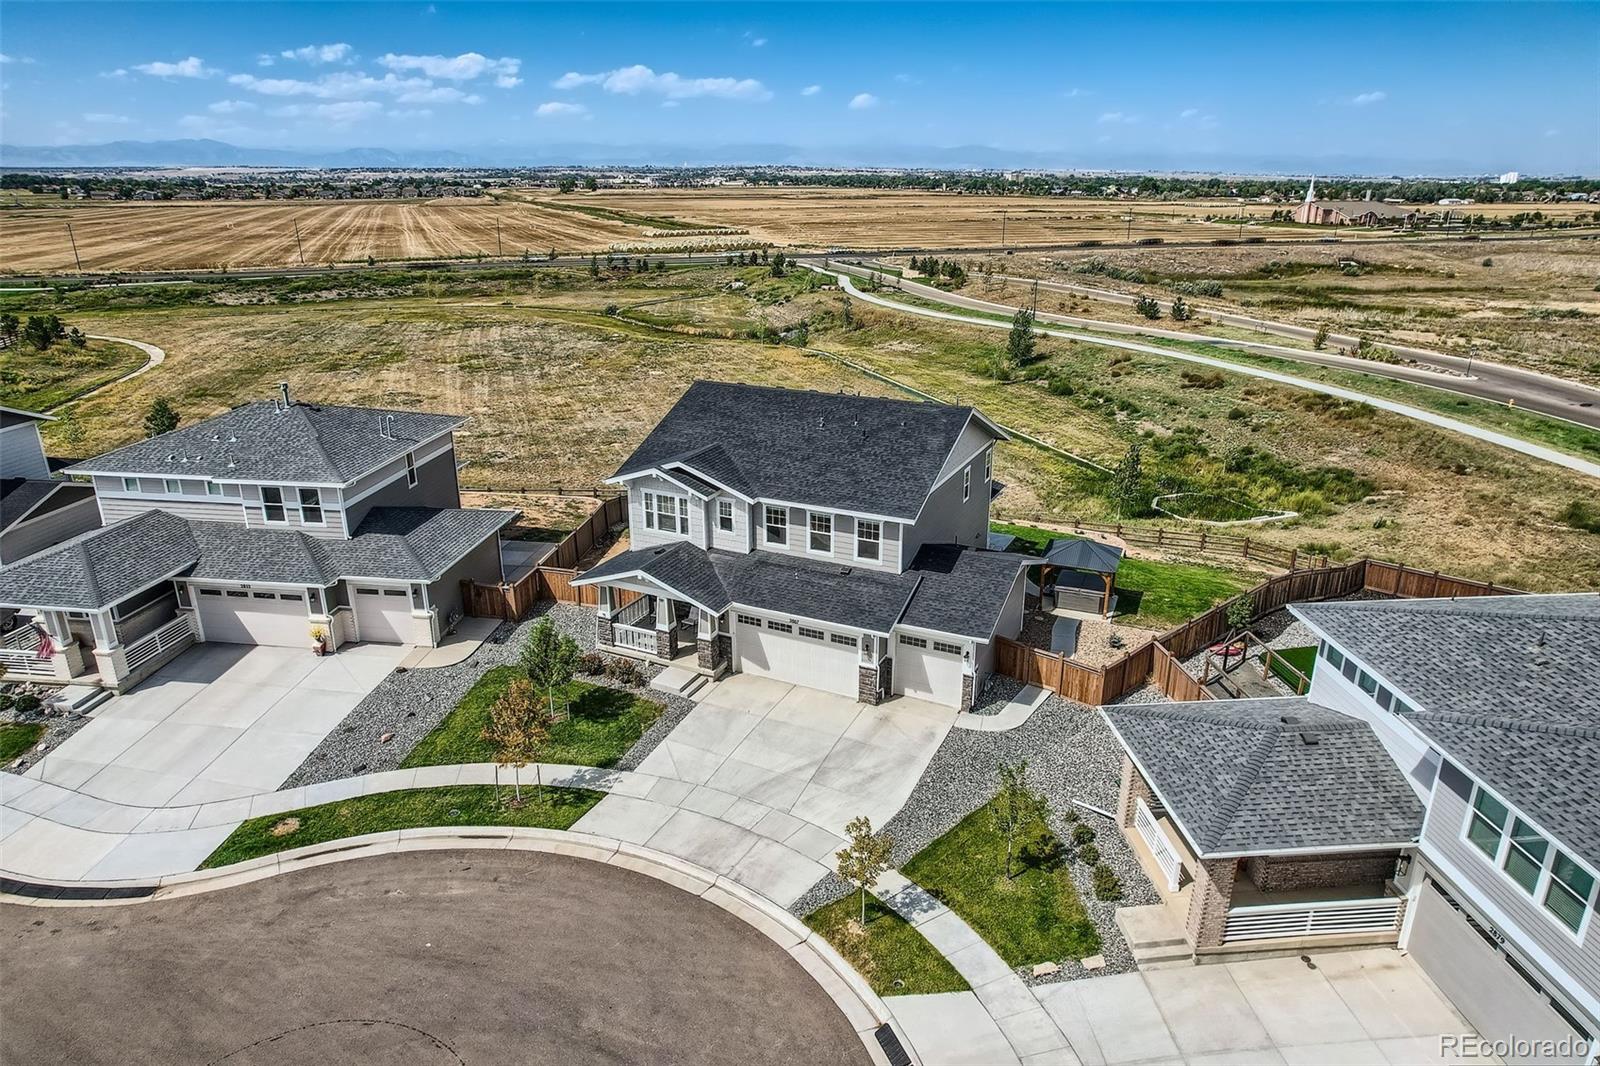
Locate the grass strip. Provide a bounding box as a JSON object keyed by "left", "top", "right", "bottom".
{"left": 804, "top": 895, "right": 969, "bottom": 996}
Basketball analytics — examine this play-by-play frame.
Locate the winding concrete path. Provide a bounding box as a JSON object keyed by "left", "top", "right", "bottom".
{"left": 42, "top": 334, "right": 167, "bottom": 411}
{"left": 810, "top": 265, "right": 1600, "bottom": 481}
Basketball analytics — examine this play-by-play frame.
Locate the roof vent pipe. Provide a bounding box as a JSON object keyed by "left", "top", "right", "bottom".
{"left": 385, "top": 414, "right": 395, "bottom": 439}
{"left": 278, "top": 382, "right": 291, "bottom": 411}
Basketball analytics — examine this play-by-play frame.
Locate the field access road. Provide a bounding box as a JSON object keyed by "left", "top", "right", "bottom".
{"left": 0, "top": 849, "right": 867, "bottom": 1066}
{"left": 825, "top": 259, "right": 1600, "bottom": 432}
{"left": 807, "top": 264, "right": 1600, "bottom": 482}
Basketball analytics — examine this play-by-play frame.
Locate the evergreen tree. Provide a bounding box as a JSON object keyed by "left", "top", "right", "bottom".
{"left": 142, "top": 398, "right": 181, "bottom": 438}
{"left": 1006, "top": 307, "right": 1036, "bottom": 367}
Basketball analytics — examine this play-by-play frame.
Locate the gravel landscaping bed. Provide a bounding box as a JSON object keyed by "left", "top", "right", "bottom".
{"left": 791, "top": 694, "right": 1158, "bottom": 982}
{"left": 1, "top": 700, "right": 94, "bottom": 775}
{"left": 282, "top": 603, "right": 688, "bottom": 789}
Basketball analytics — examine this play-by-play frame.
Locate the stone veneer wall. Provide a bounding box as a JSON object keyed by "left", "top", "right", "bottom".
{"left": 857, "top": 663, "right": 880, "bottom": 705}
{"left": 1117, "top": 755, "right": 1157, "bottom": 831}
{"left": 1242, "top": 851, "right": 1400, "bottom": 893}
{"left": 1186, "top": 857, "right": 1239, "bottom": 949}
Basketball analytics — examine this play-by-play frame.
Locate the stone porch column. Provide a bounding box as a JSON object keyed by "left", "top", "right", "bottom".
{"left": 654, "top": 595, "right": 676, "bottom": 659}
{"left": 1186, "top": 857, "right": 1239, "bottom": 950}
{"left": 1117, "top": 755, "right": 1157, "bottom": 831}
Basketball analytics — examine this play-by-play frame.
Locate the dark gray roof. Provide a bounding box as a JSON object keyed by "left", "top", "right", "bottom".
{"left": 1293, "top": 593, "right": 1600, "bottom": 865}
{"left": 1044, "top": 537, "right": 1124, "bottom": 574}
{"left": 69, "top": 401, "right": 465, "bottom": 485}
{"left": 1103, "top": 697, "right": 1425, "bottom": 856}
{"left": 901, "top": 545, "right": 1030, "bottom": 640}
{"left": 986, "top": 532, "right": 1020, "bottom": 552}
{"left": 1, "top": 478, "right": 93, "bottom": 530}
{"left": 0, "top": 507, "right": 512, "bottom": 609}
{"left": 0, "top": 511, "right": 198, "bottom": 610}
{"left": 616, "top": 382, "right": 1002, "bottom": 520}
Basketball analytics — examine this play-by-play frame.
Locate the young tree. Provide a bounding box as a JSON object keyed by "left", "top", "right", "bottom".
{"left": 480, "top": 677, "right": 552, "bottom": 806}
{"left": 991, "top": 760, "right": 1049, "bottom": 880}
{"left": 1134, "top": 295, "right": 1162, "bottom": 320}
{"left": 1225, "top": 593, "right": 1255, "bottom": 636}
{"left": 1006, "top": 307, "right": 1036, "bottom": 367}
{"left": 583, "top": 175, "right": 598, "bottom": 192}
{"left": 1170, "top": 296, "right": 1191, "bottom": 322}
{"left": 1111, "top": 441, "right": 1144, "bottom": 520}
{"left": 520, "top": 617, "right": 582, "bottom": 720}
{"left": 557, "top": 177, "right": 576, "bottom": 194}
{"left": 142, "top": 398, "right": 181, "bottom": 438}
{"left": 835, "top": 815, "right": 895, "bottom": 925}
{"left": 1312, "top": 323, "right": 1330, "bottom": 350}
{"left": 588, "top": 255, "right": 600, "bottom": 278}
{"left": 770, "top": 250, "right": 787, "bottom": 277}
{"left": 67, "top": 327, "right": 87, "bottom": 348}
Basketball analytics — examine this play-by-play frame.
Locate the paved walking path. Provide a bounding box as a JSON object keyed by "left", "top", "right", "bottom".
{"left": 42, "top": 335, "right": 168, "bottom": 411}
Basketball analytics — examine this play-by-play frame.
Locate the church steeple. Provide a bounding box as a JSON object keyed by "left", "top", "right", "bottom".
{"left": 1303, "top": 176, "right": 1317, "bottom": 204}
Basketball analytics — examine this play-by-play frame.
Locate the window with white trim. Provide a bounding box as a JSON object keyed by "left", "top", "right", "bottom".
{"left": 643, "top": 491, "right": 688, "bottom": 535}
{"left": 962, "top": 466, "right": 971, "bottom": 502}
{"left": 764, "top": 505, "right": 788, "bottom": 546}
{"left": 122, "top": 477, "right": 139, "bottom": 492}
{"left": 1504, "top": 818, "right": 1548, "bottom": 894}
{"left": 856, "top": 520, "right": 881, "bottom": 561}
{"left": 737, "top": 614, "right": 762, "bottom": 627}
{"left": 933, "top": 640, "right": 963, "bottom": 655}
{"left": 717, "top": 499, "right": 735, "bottom": 533}
{"left": 206, "top": 481, "right": 223, "bottom": 496}
{"left": 984, "top": 448, "right": 993, "bottom": 483}
{"left": 1321, "top": 642, "right": 1344, "bottom": 670}
{"left": 898, "top": 634, "right": 928, "bottom": 648}
{"left": 261, "top": 486, "right": 287, "bottom": 523}
{"left": 809, "top": 512, "right": 833, "bottom": 553}
{"left": 405, "top": 450, "right": 418, "bottom": 488}
{"left": 798, "top": 626, "right": 824, "bottom": 640}
{"left": 164, "top": 478, "right": 182, "bottom": 494}
{"left": 766, "top": 620, "right": 793, "bottom": 634}
{"left": 1547, "top": 853, "right": 1597, "bottom": 934}
{"left": 299, "top": 488, "right": 324, "bottom": 525}
{"left": 1463, "top": 784, "right": 1598, "bottom": 938}
{"left": 830, "top": 633, "right": 858, "bottom": 648}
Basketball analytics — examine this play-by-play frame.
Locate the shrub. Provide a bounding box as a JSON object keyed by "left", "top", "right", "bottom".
{"left": 1070, "top": 823, "right": 1096, "bottom": 847}
{"left": 576, "top": 652, "right": 607, "bottom": 676}
{"left": 603, "top": 657, "right": 645, "bottom": 687}
{"left": 1227, "top": 406, "right": 1250, "bottom": 421}
{"left": 13, "top": 693, "right": 42, "bottom": 716}
{"left": 1179, "top": 369, "right": 1225, "bottom": 390}
{"left": 1134, "top": 296, "right": 1162, "bottom": 319}
{"left": 1481, "top": 257, "right": 1494, "bottom": 267}
{"left": 1092, "top": 864, "right": 1124, "bottom": 901}
{"left": 1018, "top": 822, "right": 1066, "bottom": 871}
{"left": 1281, "top": 489, "right": 1332, "bottom": 518}
{"left": 1046, "top": 374, "right": 1075, "bottom": 396}
{"left": 1557, "top": 499, "right": 1600, "bottom": 534}
{"left": 1077, "top": 843, "right": 1100, "bottom": 866}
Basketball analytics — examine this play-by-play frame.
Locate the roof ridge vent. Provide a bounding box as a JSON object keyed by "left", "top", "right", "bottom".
{"left": 1279, "top": 714, "right": 1299, "bottom": 725}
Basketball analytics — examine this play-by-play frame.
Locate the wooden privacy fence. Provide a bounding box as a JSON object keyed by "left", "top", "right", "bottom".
{"left": 1048, "top": 518, "right": 1317, "bottom": 572}
{"left": 994, "top": 636, "right": 1154, "bottom": 706}
{"left": 461, "top": 495, "right": 629, "bottom": 621}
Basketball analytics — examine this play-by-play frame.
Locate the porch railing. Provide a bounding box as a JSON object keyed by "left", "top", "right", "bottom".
{"left": 1223, "top": 895, "right": 1404, "bottom": 943}
{"left": 0, "top": 644, "right": 59, "bottom": 679}
{"left": 614, "top": 596, "right": 651, "bottom": 628}
{"left": 124, "top": 614, "right": 196, "bottom": 673}
{"left": 612, "top": 624, "right": 656, "bottom": 654}
{"left": 1135, "top": 797, "right": 1184, "bottom": 892}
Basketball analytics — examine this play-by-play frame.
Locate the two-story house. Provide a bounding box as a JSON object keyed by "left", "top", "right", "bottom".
{"left": 571, "top": 382, "right": 1030, "bottom": 710}
{"left": 0, "top": 386, "right": 515, "bottom": 691}
{"left": 0, "top": 406, "right": 101, "bottom": 567}
{"left": 1103, "top": 593, "right": 1599, "bottom": 1064}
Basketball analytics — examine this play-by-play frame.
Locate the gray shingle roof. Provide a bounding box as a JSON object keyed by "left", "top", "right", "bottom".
{"left": 901, "top": 545, "right": 1030, "bottom": 640}
{"left": 69, "top": 401, "right": 465, "bottom": 485}
{"left": 1044, "top": 537, "right": 1124, "bottom": 574}
{"left": 0, "top": 507, "right": 513, "bottom": 610}
{"left": 1, "top": 478, "right": 93, "bottom": 530}
{"left": 616, "top": 381, "right": 1002, "bottom": 520}
{"left": 1102, "top": 697, "right": 1425, "bottom": 857}
{"left": 1292, "top": 593, "right": 1600, "bottom": 866}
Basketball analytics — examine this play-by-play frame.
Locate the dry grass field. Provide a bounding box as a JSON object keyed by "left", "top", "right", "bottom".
{"left": 7, "top": 188, "right": 1594, "bottom": 274}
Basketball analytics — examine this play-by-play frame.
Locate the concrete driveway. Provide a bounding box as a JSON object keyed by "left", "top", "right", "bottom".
{"left": 23, "top": 641, "right": 408, "bottom": 807}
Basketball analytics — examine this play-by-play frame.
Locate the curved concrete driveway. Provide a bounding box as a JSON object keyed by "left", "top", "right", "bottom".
{"left": 811, "top": 265, "right": 1600, "bottom": 481}
{"left": 0, "top": 848, "right": 869, "bottom": 1066}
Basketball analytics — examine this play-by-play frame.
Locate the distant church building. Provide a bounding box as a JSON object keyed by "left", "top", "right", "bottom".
{"left": 1291, "top": 178, "right": 1419, "bottom": 226}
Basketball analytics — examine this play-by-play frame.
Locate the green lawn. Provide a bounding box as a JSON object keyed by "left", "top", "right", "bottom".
{"left": 805, "top": 895, "right": 969, "bottom": 997}
{"left": 0, "top": 722, "right": 46, "bottom": 763}
{"left": 0, "top": 338, "right": 149, "bottom": 410}
{"left": 903, "top": 805, "right": 1101, "bottom": 968}
{"left": 401, "top": 666, "right": 663, "bottom": 770}
{"left": 990, "top": 521, "right": 1257, "bottom": 629}
{"left": 200, "top": 784, "right": 604, "bottom": 868}
{"left": 1268, "top": 645, "right": 1317, "bottom": 693}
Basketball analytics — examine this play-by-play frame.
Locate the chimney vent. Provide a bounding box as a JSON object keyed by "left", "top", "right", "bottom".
{"left": 278, "top": 382, "right": 291, "bottom": 410}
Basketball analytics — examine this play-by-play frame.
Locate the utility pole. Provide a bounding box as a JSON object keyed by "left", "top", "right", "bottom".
{"left": 1031, "top": 279, "right": 1039, "bottom": 315}
{"left": 1123, "top": 214, "right": 1133, "bottom": 242}
{"left": 65, "top": 223, "right": 83, "bottom": 272}
{"left": 496, "top": 217, "right": 503, "bottom": 257}
{"left": 1001, "top": 211, "right": 1007, "bottom": 249}
{"left": 292, "top": 219, "right": 306, "bottom": 266}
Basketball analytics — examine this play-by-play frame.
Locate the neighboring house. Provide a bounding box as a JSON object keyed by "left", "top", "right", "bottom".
{"left": 0, "top": 407, "right": 102, "bottom": 567}
{"left": 1104, "top": 593, "right": 1599, "bottom": 1063}
{"left": 572, "top": 382, "right": 1030, "bottom": 709}
{"left": 0, "top": 386, "right": 515, "bottom": 691}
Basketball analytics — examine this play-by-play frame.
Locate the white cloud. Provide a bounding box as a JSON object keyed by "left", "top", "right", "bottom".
{"left": 1351, "top": 90, "right": 1387, "bottom": 106}
{"left": 396, "top": 85, "right": 482, "bottom": 105}
{"left": 230, "top": 71, "right": 433, "bottom": 99}
{"left": 1179, "top": 107, "right": 1199, "bottom": 119}
{"left": 751, "top": 37, "right": 767, "bottom": 47}
{"left": 208, "top": 99, "right": 257, "bottom": 114}
{"left": 256, "top": 54, "right": 276, "bottom": 67}
{"left": 801, "top": 84, "right": 821, "bottom": 96}
{"left": 552, "top": 64, "right": 770, "bottom": 101}
{"left": 537, "top": 101, "right": 588, "bottom": 118}
{"left": 1098, "top": 110, "right": 1138, "bottom": 124}
{"left": 848, "top": 92, "right": 879, "bottom": 110}
{"left": 270, "top": 100, "right": 383, "bottom": 124}
{"left": 378, "top": 51, "right": 520, "bottom": 82}
{"left": 281, "top": 43, "right": 353, "bottom": 64}
{"left": 495, "top": 74, "right": 522, "bottom": 89}
{"left": 82, "top": 113, "right": 131, "bottom": 124}
{"left": 1063, "top": 87, "right": 1092, "bottom": 98}
{"left": 133, "top": 56, "right": 214, "bottom": 78}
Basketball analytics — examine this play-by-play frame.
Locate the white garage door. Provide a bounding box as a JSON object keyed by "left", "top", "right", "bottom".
{"left": 894, "top": 634, "right": 966, "bottom": 707}
{"left": 353, "top": 586, "right": 415, "bottom": 644}
{"left": 735, "top": 614, "right": 858, "bottom": 698}
{"left": 196, "top": 588, "right": 308, "bottom": 647}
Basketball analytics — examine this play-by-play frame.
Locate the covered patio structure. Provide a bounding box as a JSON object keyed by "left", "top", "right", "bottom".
{"left": 1041, "top": 536, "right": 1123, "bottom": 616}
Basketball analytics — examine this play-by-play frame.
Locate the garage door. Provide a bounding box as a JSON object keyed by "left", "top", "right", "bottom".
{"left": 735, "top": 614, "right": 858, "bottom": 698}
{"left": 353, "top": 586, "right": 415, "bottom": 644}
{"left": 1407, "top": 879, "right": 1586, "bottom": 1061}
{"left": 894, "top": 634, "right": 965, "bottom": 707}
{"left": 196, "top": 588, "right": 308, "bottom": 647}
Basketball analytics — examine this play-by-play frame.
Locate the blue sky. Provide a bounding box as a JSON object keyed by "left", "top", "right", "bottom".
{"left": 2, "top": 1, "right": 1596, "bottom": 174}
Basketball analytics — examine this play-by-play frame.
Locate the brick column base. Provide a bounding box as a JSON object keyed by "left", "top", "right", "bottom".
{"left": 858, "top": 663, "right": 881, "bottom": 705}
{"left": 654, "top": 627, "right": 675, "bottom": 659}
{"left": 1186, "top": 857, "right": 1238, "bottom": 949}
{"left": 1117, "top": 756, "right": 1156, "bottom": 831}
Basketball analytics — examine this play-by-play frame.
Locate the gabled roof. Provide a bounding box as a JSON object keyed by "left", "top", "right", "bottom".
{"left": 68, "top": 401, "right": 466, "bottom": 485}
{"left": 0, "top": 406, "right": 55, "bottom": 424}
{"left": 0, "top": 478, "right": 94, "bottom": 530}
{"left": 0, "top": 511, "right": 198, "bottom": 610}
{"left": 1292, "top": 593, "right": 1600, "bottom": 865}
{"left": 1043, "top": 537, "right": 1124, "bottom": 574}
{"left": 900, "top": 545, "right": 1030, "bottom": 640}
{"left": 614, "top": 381, "right": 1004, "bottom": 520}
{"left": 1102, "top": 697, "right": 1424, "bottom": 857}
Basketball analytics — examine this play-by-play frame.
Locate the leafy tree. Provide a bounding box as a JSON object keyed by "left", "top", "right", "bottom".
{"left": 835, "top": 815, "right": 895, "bottom": 924}
{"left": 991, "top": 761, "right": 1049, "bottom": 880}
{"left": 480, "top": 677, "right": 552, "bottom": 806}
{"left": 1134, "top": 296, "right": 1162, "bottom": 319}
{"left": 142, "top": 398, "right": 181, "bottom": 438}
{"left": 1225, "top": 593, "right": 1255, "bottom": 635}
{"left": 770, "top": 250, "right": 787, "bottom": 277}
{"left": 1170, "top": 296, "right": 1191, "bottom": 322}
{"left": 0, "top": 313, "right": 18, "bottom": 348}
{"left": 1006, "top": 307, "right": 1036, "bottom": 367}
{"left": 1312, "top": 323, "right": 1330, "bottom": 350}
{"left": 583, "top": 175, "right": 598, "bottom": 192}
{"left": 520, "top": 617, "right": 582, "bottom": 719}
{"left": 588, "top": 255, "right": 600, "bottom": 278}
{"left": 67, "top": 327, "right": 87, "bottom": 348}
{"left": 22, "top": 314, "right": 64, "bottom": 351}
{"left": 557, "top": 177, "right": 576, "bottom": 194}
{"left": 1111, "top": 441, "right": 1145, "bottom": 520}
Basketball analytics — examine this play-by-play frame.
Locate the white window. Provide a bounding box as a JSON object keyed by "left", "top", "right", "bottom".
{"left": 737, "top": 613, "right": 762, "bottom": 626}
{"left": 962, "top": 466, "right": 971, "bottom": 502}
{"left": 830, "top": 633, "right": 858, "bottom": 648}
{"left": 764, "top": 505, "right": 788, "bottom": 546}
{"left": 299, "top": 488, "right": 324, "bottom": 525}
{"left": 122, "top": 477, "right": 138, "bottom": 492}
{"left": 809, "top": 512, "right": 833, "bottom": 553}
{"left": 261, "top": 486, "right": 286, "bottom": 523}
{"left": 164, "top": 478, "right": 181, "bottom": 494}
{"left": 1547, "top": 853, "right": 1597, "bottom": 934}
{"left": 856, "top": 520, "right": 881, "bottom": 561}
{"left": 798, "top": 626, "right": 824, "bottom": 640}
{"left": 1463, "top": 784, "right": 1597, "bottom": 938}
{"left": 766, "top": 619, "right": 793, "bottom": 634}
{"left": 933, "top": 640, "right": 963, "bottom": 655}
{"left": 1466, "top": 788, "right": 1508, "bottom": 857}
{"left": 642, "top": 491, "right": 688, "bottom": 535}
{"left": 1321, "top": 642, "right": 1344, "bottom": 669}
{"left": 898, "top": 634, "right": 928, "bottom": 649}
{"left": 405, "top": 450, "right": 418, "bottom": 487}
{"left": 717, "top": 499, "right": 735, "bottom": 533}
{"left": 984, "top": 448, "right": 993, "bottom": 482}
{"left": 1503, "top": 818, "right": 1549, "bottom": 894}
{"left": 206, "top": 481, "right": 223, "bottom": 496}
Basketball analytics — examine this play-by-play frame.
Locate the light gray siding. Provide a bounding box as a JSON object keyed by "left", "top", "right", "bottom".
{"left": 1, "top": 493, "right": 102, "bottom": 564}
{"left": 756, "top": 507, "right": 901, "bottom": 572}
{"left": 708, "top": 495, "right": 750, "bottom": 552}
{"left": 238, "top": 483, "right": 345, "bottom": 538}
{"left": 0, "top": 420, "right": 50, "bottom": 480}
{"left": 627, "top": 474, "right": 706, "bottom": 551}
{"left": 98, "top": 494, "right": 245, "bottom": 525}
{"left": 972, "top": 569, "right": 1027, "bottom": 693}
{"left": 1420, "top": 776, "right": 1600, "bottom": 1020}
{"left": 340, "top": 442, "right": 460, "bottom": 531}
{"left": 426, "top": 534, "right": 502, "bottom": 627}
{"left": 903, "top": 450, "right": 990, "bottom": 559}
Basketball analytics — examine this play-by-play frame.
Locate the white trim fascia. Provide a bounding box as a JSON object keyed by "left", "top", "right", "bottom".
{"left": 0, "top": 405, "right": 55, "bottom": 422}
{"left": 68, "top": 429, "right": 459, "bottom": 489}
{"left": 569, "top": 569, "right": 720, "bottom": 616}
{"left": 894, "top": 621, "right": 989, "bottom": 645}
{"left": 729, "top": 601, "right": 894, "bottom": 639}
{"left": 0, "top": 566, "right": 193, "bottom": 613}
{"left": 2, "top": 482, "right": 93, "bottom": 529}
{"left": 187, "top": 578, "right": 333, "bottom": 593}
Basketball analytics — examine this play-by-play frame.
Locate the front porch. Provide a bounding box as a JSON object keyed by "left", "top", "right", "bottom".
{"left": 3, "top": 589, "right": 197, "bottom": 694}
{"left": 594, "top": 587, "right": 713, "bottom": 672}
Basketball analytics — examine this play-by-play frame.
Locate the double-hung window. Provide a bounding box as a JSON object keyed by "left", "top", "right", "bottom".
{"left": 962, "top": 466, "right": 971, "bottom": 502}
{"left": 856, "top": 520, "right": 881, "bottom": 561}
{"left": 717, "top": 499, "right": 735, "bottom": 533}
{"left": 1466, "top": 789, "right": 1508, "bottom": 857}
{"left": 984, "top": 448, "right": 993, "bottom": 483}
{"left": 1504, "top": 818, "right": 1549, "bottom": 894}
{"left": 1546, "top": 853, "right": 1597, "bottom": 934}
{"left": 764, "top": 505, "right": 788, "bottom": 546}
{"left": 405, "top": 451, "right": 418, "bottom": 488}
{"left": 299, "top": 488, "right": 324, "bottom": 525}
{"left": 261, "top": 486, "right": 287, "bottom": 523}
{"left": 643, "top": 491, "right": 687, "bottom": 535}
{"left": 809, "top": 512, "right": 833, "bottom": 553}
{"left": 1465, "top": 784, "right": 1598, "bottom": 936}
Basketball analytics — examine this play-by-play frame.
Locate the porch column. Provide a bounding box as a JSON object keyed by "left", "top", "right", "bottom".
{"left": 654, "top": 595, "right": 676, "bottom": 659}
{"left": 1103, "top": 573, "right": 1115, "bottom": 615}
{"left": 89, "top": 608, "right": 119, "bottom": 651}
{"left": 88, "top": 607, "right": 129, "bottom": 686}
{"left": 37, "top": 609, "right": 73, "bottom": 646}
{"left": 596, "top": 586, "right": 615, "bottom": 648}
{"left": 695, "top": 609, "right": 726, "bottom": 673}
{"left": 857, "top": 634, "right": 882, "bottom": 706}
{"left": 1185, "top": 857, "right": 1239, "bottom": 950}
{"left": 597, "top": 585, "right": 613, "bottom": 620}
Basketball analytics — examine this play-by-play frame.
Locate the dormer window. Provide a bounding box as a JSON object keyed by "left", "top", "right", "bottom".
{"left": 643, "top": 491, "right": 688, "bottom": 536}
{"left": 405, "top": 450, "right": 418, "bottom": 488}
{"left": 261, "top": 486, "right": 287, "bottom": 523}
{"left": 856, "top": 520, "right": 881, "bottom": 561}
{"left": 299, "top": 488, "right": 324, "bottom": 525}
{"left": 717, "top": 499, "right": 734, "bottom": 533}
{"left": 763, "top": 505, "right": 788, "bottom": 546}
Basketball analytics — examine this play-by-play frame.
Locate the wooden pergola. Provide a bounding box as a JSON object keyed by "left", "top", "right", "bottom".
{"left": 1041, "top": 537, "right": 1124, "bottom": 616}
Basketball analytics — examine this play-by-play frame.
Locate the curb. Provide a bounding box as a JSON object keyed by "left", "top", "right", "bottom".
{"left": 0, "top": 826, "right": 904, "bottom": 1066}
